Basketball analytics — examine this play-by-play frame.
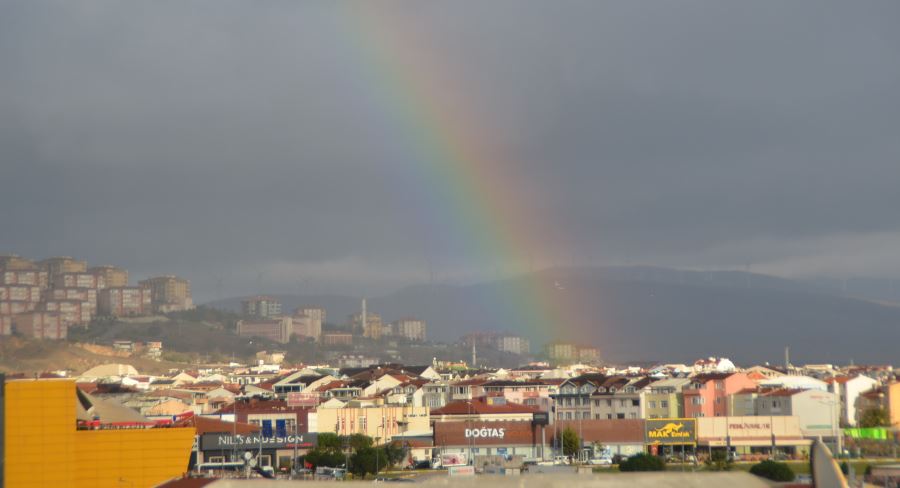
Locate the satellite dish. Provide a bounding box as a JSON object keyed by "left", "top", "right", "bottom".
{"left": 243, "top": 451, "right": 253, "bottom": 461}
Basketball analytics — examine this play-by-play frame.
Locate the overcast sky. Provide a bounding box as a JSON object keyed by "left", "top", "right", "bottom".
{"left": 2, "top": 1, "right": 899, "bottom": 302}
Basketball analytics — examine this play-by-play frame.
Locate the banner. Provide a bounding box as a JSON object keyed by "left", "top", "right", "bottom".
{"left": 644, "top": 419, "right": 697, "bottom": 445}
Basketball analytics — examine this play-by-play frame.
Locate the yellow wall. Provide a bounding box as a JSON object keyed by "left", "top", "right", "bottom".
{"left": 4, "top": 379, "right": 195, "bottom": 488}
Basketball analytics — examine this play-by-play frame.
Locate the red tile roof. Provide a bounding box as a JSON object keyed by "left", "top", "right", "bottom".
{"left": 431, "top": 397, "right": 538, "bottom": 416}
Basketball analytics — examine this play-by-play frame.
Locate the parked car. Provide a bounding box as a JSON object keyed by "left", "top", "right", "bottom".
{"left": 588, "top": 456, "right": 613, "bottom": 465}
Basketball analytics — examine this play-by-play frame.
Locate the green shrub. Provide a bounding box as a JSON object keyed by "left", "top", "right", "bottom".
{"left": 749, "top": 460, "right": 795, "bottom": 482}
{"left": 618, "top": 453, "right": 666, "bottom": 472}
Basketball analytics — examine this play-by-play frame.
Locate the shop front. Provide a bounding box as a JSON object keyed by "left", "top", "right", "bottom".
{"left": 199, "top": 431, "right": 318, "bottom": 473}
{"left": 697, "top": 416, "right": 812, "bottom": 459}
{"left": 433, "top": 420, "right": 545, "bottom": 462}
{"left": 643, "top": 418, "right": 697, "bottom": 458}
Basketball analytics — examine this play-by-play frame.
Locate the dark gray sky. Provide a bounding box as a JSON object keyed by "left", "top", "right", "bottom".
{"left": 2, "top": 1, "right": 899, "bottom": 302}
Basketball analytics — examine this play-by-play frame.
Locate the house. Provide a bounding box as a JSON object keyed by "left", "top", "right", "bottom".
{"left": 683, "top": 372, "right": 757, "bottom": 417}
{"left": 826, "top": 375, "right": 879, "bottom": 426}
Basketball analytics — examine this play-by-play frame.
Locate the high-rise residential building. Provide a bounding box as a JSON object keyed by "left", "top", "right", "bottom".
{"left": 291, "top": 312, "right": 322, "bottom": 342}
{"left": 41, "top": 299, "right": 92, "bottom": 326}
{"left": 392, "top": 318, "right": 427, "bottom": 342}
{"left": 544, "top": 342, "right": 578, "bottom": 363}
{"left": 0, "top": 269, "right": 48, "bottom": 288}
{"left": 38, "top": 257, "right": 87, "bottom": 285}
{"left": 495, "top": 335, "right": 530, "bottom": 355}
{"left": 577, "top": 346, "right": 601, "bottom": 363}
{"left": 0, "top": 254, "right": 36, "bottom": 271}
{"left": 53, "top": 272, "right": 106, "bottom": 290}
{"left": 98, "top": 287, "right": 152, "bottom": 317}
{"left": 294, "top": 306, "right": 326, "bottom": 325}
{"left": 352, "top": 311, "right": 384, "bottom": 340}
{"left": 322, "top": 332, "right": 353, "bottom": 346}
{"left": 88, "top": 265, "right": 129, "bottom": 288}
{"left": 237, "top": 317, "right": 293, "bottom": 344}
{"left": 241, "top": 295, "right": 282, "bottom": 318}
{"left": 138, "top": 275, "right": 193, "bottom": 313}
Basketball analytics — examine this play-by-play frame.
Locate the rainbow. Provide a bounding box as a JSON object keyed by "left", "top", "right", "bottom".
{"left": 336, "top": 6, "right": 594, "bottom": 349}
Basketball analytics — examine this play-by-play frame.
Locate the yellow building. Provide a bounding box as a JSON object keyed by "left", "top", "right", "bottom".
{"left": 4, "top": 379, "right": 194, "bottom": 488}
{"left": 138, "top": 275, "right": 194, "bottom": 313}
{"left": 312, "top": 405, "right": 430, "bottom": 443}
{"left": 89, "top": 265, "right": 129, "bottom": 288}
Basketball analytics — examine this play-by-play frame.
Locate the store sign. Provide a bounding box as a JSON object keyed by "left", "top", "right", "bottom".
{"left": 286, "top": 392, "right": 319, "bottom": 407}
{"left": 465, "top": 427, "right": 506, "bottom": 439}
{"left": 200, "top": 433, "right": 316, "bottom": 451}
{"left": 644, "top": 419, "right": 696, "bottom": 445}
{"left": 532, "top": 412, "right": 549, "bottom": 426}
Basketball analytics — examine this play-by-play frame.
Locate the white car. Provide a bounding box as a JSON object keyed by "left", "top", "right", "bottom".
{"left": 588, "top": 457, "right": 613, "bottom": 465}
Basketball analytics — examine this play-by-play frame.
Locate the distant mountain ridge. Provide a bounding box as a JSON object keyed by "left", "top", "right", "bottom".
{"left": 205, "top": 266, "right": 899, "bottom": 365}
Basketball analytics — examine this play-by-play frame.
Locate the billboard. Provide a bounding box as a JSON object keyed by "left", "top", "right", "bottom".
{"left": 644, "top": 419, "right": 696, "bottom": 445}
{"left": 286, "top": 392, "right": 320, "bottom": 407}
{"left": 441, "top": 452, "right": 468, "bottom": 467}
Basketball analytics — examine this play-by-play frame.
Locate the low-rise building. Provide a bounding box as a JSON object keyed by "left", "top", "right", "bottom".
{"left": 322, "top": 332, "right": 353, "bottom": 346}
{"left": 683, "top": 372, "right": 757, "bottom": 418}
{"left": 827, "top": 375, "right": 879, "bottom": 427}
{"left": 311, "top": 404, "right": 430, "bottom": 443}
{"left": 590, "top": 377, "right": 653, "bottom": 420}
{"left": 237, "top": 317, "right": 292, "bottom": 344}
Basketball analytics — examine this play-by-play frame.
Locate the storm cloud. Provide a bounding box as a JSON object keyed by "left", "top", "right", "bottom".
{"left": 2, "top": 1, "right": 899, "bottom": 302}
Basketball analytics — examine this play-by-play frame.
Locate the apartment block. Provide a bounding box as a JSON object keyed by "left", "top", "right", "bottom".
{"left": 545, "top": 342, "right": 578, "bottom": 363}
{"left": 98, "top": 287, "right": 152, "bottom": 317}
{"left": 242, "top": 296, "right": 282, "bottom": 318}
{"left": 351, "top": 312, "right": 383, "bottom": 340}
{"left": 42, "top": 299, "right": 92, "bottom": 326}
{"left": 683, "top": 372, "right": 757, "bottom": 418}
{"left": 291, "top": 313, "right": 322, "bottom": 342}
{"left": 578, "top": 346, "right": 602, "bottom": 363}
{"left": 645, "top": 377, "right": 691, "bottom": 419}
{"left": 495, "top": 335, "right": 530, "bottom": 355}
{"left": 38, "top": 256, "right": 87, "bottom": 284}
{"left": 392, "top": 318, "right": 426, "bottom": 342}
{"left": 0, "top": 269, "right": 48, "bottom": 288}
{"left": 322, "top": 332, "right": 353, "bottom": 346}
{"left": 53, "top": 272, "right": 106, "bottom": 290}
{"left": 237, "top": 317, "right": 293, "bottom": 344}
{"left": 14, "top": 312, "right": 68, "bottom": 339}
{"left": 45, "top": 288, "right": 98, "bottom": 314}
{"left": 0, "top": 300, "right": 37, "bottom": 315}
{"left": 0, "top": 315, "right": 12, "bottom": 335}
{"left": 88, "top": 265, "right": 129, "bottom": 288}
{"left": 294, "top": 306, "right": 326, "bottom": 325}
{"left": 139, "top": 275, "right": 194, "bottom": 313}
{"left": 0, "top": 255, "right": 36, "bottom": 271}
{"left": 0, "top": 285, "right": 42, "bottom": 302}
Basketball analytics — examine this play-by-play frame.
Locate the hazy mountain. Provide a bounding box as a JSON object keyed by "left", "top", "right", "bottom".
{"left": 206, "top": 266, "right": 899, "bottom": 366}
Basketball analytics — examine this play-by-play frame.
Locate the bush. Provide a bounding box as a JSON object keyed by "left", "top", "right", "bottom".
{"left": 749, "top": 460, "right": 795, "bottom": 482}
{"left": 618, "top": 453, "right": 666, "bottom": 472}
{"left": 704, "top": 450, "right": 734, "bottom": 471}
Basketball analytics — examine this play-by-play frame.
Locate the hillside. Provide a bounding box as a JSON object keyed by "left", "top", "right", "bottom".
{"left": 208, "top": 266, "right": 900, "bottom": 365}
{"left": 0, "top": 336, "right": 188, "bottom": 375}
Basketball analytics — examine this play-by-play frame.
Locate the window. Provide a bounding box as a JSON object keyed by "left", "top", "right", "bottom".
{"left": 619, "top": 399, "right": 627, "bottom": 407}
{"left": 661, "top": 400, "right": 669, "bottom": 408}
{"left": 629, "top": 413, "right": 637, "bottom": 419}
{"left": 648, "top": 401, "right": 657, "bottom": 409}
{"left": 607, "top": 414, "right": 612, "bottom": 419}
{"left": 616, "top": 413, "right": 625, "bottom": 419}
{"left": 632, "top": 399, "right": 640, "bottom": 407}
{"left": 566, "top": 412, "right": 573, "bottom": 420}
{"left": 594, "top": 414, "right": 601, "bottom": 420}
{"left": 715, "top": 381, "right": 724, "bottom": 390}
{"left": 594, "top": 400, "right": 600, "bottom": 407}
{"left": 359, "top": 416, "right": 367, "bottom": 432}
{"left": 606, "top": 399, "right": 612, "bottom": 407}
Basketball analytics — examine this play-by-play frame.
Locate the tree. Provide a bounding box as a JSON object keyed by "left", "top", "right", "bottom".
{"left": 560, "top": 427, "right": 580, "bottom": 457}
{"left": 349, "top": 446, "right": 388, "bottom": 478}
{"left": 317, "top": 432, "right": 343, "bottom": 450}
{"left": 348, "top": 433, "right": 374, "bottom": 451}
{"left": 618, "top": 453, "right": 666, "bottom": 472}
{"left": 749, "top": 460, "right": 794, "bottom": 481}
{"left": 704, "top": 450, "right": 734, "bottom": 471}
{"left": 859, "top": 407, "right": 890, "bottom": 428}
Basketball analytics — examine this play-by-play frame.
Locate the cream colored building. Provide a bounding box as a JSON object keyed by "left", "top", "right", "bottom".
{"left": 392, "top": 318, "right": 426, "bottom": 342}
{"left": 310, "top": 404, "right": 431, "bottom": 442}
{"left": 89, "top": 265, "right": 129, "bottom": 288}
{"left": 645, "top": 377, "right": 691, "bottom": 419}
{"left": 139, "top": 275, "right": 194, "bottom": 313}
